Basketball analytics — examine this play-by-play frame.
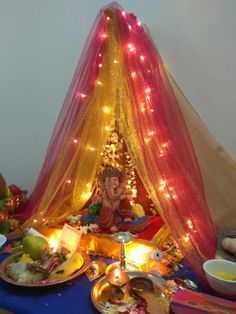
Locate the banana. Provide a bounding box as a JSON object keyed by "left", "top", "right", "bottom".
{"left": 49, "top": 251, "right": 84, "bottom": 280}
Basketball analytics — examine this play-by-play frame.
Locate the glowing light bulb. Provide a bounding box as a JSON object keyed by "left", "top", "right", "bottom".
{"left": 101, "top": 33, "right": 107, "bottom": 39}
{"left": 106, "top": 16, "right": 110, "bottom": 21}
{"left": 99, "top": 53, "right": 102, "bottom": 57}
{"left": 137, "top": 20, "right": 141, "bottom": 26}
{"left": 82, "top": 191, "right": 92, "bottom": 200}
{"left": 128, "top": 24, "right": 132, "bottom": 30}
{"left": 76, "top": 92, "right": 87, "bottom": 98}
{"left": 144, "top": 138, "right": 150, "bottom": 144}
{"left": 184, "top": 233, "right": 190, "bottom": 242}
{"left": 127, "top": 43, "right": 135, "bottom": 52}
{"left": 89, "top": 147, "right": 95, "bottom": 151}
{"left": 73, "top": 139, "right": 78, "bottom": 144}
{"left": 145, "top": 87, "right": 151, "bottom": 94}
{"left": 103, "top": 106, "right": 110, "bottom": 113}
{"left": 187, "top": 219, "right": 193, "bottom": 228}
{"left": 96, "top": 80, "right": 102, "bottom": 85}
{"left": 33, "top": 219, "right": 37, "bottom": 223}
{"left": 140, "top": 55, "right": 145, "bottom": 62}
{"left": 165, "top": 194, "right": 171, "bottom": 199}
{"left": 105, "top": 126, "right": 110, "bottom": 131}
{"left": 159, "top": 154, "right": 164, "bottom": 157}
{"left": 98, "top": 63, "right": 102, "bottom": 68}
{"left": 159, "top": 180, "right": 166, "bottom": 190}
{"left": 141, "top": 107, "right": 145, "bottom": 112}
{"left": 131, "top": 71, "right": 136, "bottom": 78}
{"left": 122, "top": 11, "right": 126, "bottom": 17}
{"left": 66, "top": 179, "right": 72, "bottom": 184}
{"left": 132, "top": 188, "right": 137, "bottom": 197}
{"left": 150, "top": 109, "right": 154, "bottom": 112}
{"left": 148, "top": 131, "right": 154, "bottom": 136}
{"left": 172, "top": 195, "right": 177, "bottom": 199}
{"left": 113, "top": 60, "right": 118, "bottom": 64}
{"left": 162, "top": 143, "right": 168, "bottom": 148}
{"left": 169, "top": 187, "right": 173, "bottom": 191}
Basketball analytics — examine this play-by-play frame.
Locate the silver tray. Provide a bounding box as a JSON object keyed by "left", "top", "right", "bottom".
{"left": 91, "top": 271, "right": 171, "bottom": 313}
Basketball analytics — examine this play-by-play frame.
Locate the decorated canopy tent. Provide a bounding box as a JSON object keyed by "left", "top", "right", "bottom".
{"left": 10, "top": 3, "right": 236, "bottom": 280}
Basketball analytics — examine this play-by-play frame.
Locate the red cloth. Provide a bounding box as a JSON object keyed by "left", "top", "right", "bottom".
{"left": 119, "top": 198, "right": 135, "bottom": 219}
{"left": 138, "top": 216, "right": 164, "bottom": 241}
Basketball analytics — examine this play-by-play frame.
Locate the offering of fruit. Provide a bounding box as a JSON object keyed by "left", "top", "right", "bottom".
{"left": 50, "top": 251, "right": 84, "bottom": 280}
{"left": 19, "top": 253, "right": 34, "bottom": 263}
{"left": 22, "top": 235, "right": 50, "bottom": 260}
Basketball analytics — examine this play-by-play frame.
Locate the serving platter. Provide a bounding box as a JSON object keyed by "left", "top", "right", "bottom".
{"left": 0, "top": 251, "right": 90, "bottom": 287}
{"left": 91, "top": 271, "right": 171, "bottom": 313}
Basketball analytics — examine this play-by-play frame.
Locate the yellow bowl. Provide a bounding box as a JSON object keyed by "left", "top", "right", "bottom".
{"left": 203, "top": 259, "right": 236, "bottom": 296}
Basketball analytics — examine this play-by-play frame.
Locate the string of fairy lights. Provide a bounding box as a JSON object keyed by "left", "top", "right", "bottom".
{"left": 31, "top": 9, "right": 198, "bottom": 244}
{"left": 72, "top": 10, "right": 195, "bottom": 236}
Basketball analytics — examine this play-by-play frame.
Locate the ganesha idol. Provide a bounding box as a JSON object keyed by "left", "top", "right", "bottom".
{"left": 80, "top": 165, "right": 149, "bottom": 233}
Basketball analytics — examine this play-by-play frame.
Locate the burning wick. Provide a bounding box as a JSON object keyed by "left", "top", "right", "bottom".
{"left": 106, "top": 268, "right": 129, "bottom": 287}
{"left": 114, "top": 269, "right": 120, "bottom": 283}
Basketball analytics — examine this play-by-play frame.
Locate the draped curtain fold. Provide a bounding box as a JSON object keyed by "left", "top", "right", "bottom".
{"left": 168, "top": 73, "right": 236, "bottom": 229}
{"left": 113, "top": 8, "right": 216, "bottom": 280}
{"left": 9, "top": 3, "right": 229, "bottom": 282}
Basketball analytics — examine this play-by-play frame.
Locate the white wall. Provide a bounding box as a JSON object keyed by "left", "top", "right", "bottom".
{"left": 0, "top": 0, "right": 235, "bottom": 193}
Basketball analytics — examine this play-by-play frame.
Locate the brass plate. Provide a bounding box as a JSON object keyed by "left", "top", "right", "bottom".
{"left": 0, "top": 251, "right": 90, "bottom": 287}
{"left": 91, "top": 271, "right": 170, "bottom": 313}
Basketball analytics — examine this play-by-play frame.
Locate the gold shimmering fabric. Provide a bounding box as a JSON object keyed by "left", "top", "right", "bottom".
{"left": 9, "top": 4, "right": 220, "bottom": 282}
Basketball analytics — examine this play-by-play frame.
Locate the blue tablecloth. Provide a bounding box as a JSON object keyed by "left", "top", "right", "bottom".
{"left": 0, "top": 244, "right": 101, "bottom": 314}
{"left": 0, "top": 245, "right": 235, "bottom": 314}
{"left": 0, "top": 273, "right": 99, "bottom": 314}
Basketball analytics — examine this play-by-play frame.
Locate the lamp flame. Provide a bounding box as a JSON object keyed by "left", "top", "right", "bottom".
{"left": 114, "top": 268, "right": 120, "bottom": 279}
{"left": 127, "top": 243, "right": 153, "bottom": 266}
{"left": 48, "top": 229, "right": 62, "bottom": 252}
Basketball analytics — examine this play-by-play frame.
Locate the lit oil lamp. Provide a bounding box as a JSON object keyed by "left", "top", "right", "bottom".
{"left": 106, "top": 268, "right": 130, "bottom": 300}
{"left": 106, "top": 268, "right": 129, "bottom": 287}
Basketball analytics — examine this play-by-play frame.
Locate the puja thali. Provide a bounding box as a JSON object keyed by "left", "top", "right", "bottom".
{"left": 0, "top": 251, "right": 90, "bottom": 287}
{"left": 91, "top": 271, "right": 171, "bottom": 314}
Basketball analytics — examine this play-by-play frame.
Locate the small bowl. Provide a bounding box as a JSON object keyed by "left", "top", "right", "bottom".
{"left": 203, "top": 259, "right": 236, "bottom": 296}
{"left": 0, "top": 234, "right": 7, "bottom": 249}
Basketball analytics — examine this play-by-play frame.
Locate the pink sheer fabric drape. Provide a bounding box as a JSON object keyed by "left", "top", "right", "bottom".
{"left": 17, "top": 3, "right": 216, "bottom": 282}
{"left": 116, "top": 7, "right": 216, "bottom": 280}
{"left": 21, "top": 11, "right": 107, "bottom": 221}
